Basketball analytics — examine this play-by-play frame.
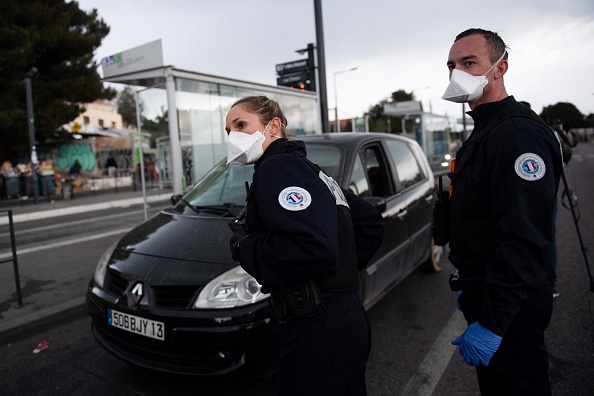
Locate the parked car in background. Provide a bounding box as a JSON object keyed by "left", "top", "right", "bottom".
{"left": 86, "top": 132, "right": 444, "bottom": 378}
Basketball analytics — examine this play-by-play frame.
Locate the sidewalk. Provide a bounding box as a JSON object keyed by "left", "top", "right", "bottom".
{"left": 0, "top": 185, "right": 173, "bottom": 344}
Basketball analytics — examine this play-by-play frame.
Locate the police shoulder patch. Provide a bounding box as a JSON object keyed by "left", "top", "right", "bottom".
{"left": 278, "top": 186, "right": 312, "bottom": 211}
{"left": 514, "top": 153, "right": 546, "bottom": 181}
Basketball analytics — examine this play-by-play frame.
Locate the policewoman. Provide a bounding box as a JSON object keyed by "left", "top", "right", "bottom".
{"left": 225, "top": 95, "right": 384, "bottom": 395}
{"left": 438, "top": 29, "right": 562, "bottom": 395}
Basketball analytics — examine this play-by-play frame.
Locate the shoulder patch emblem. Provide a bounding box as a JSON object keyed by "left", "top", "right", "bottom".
{"left": 514, "top": 153, "right": 546, "bottom": 181}
{"left": 278, "top": 187, "right": 312, "bottom": 211}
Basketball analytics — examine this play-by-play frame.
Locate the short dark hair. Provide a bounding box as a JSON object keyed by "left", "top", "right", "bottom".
{"left": 455, "top": 28, "right": 509, "bottom": 63}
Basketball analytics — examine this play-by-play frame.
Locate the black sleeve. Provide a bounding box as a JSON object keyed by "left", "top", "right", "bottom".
{"left": 238, "top": 155, "right": 339, "bottom": 288}
{"left": 343, "top": 188, "right": 385, "bottom": 270}
{"left": 478, "top": 120, "right": 561, "bottom": 335}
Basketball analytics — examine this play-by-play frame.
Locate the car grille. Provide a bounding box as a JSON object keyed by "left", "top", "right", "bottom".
{"left": 152, "top": 285, "right": 202, "bottom": 309}
{"left": 104, "top": 270, "right": 128, "bottom": 296}
{"left": 103, "top": 270, "right": 202, "bottom": 310}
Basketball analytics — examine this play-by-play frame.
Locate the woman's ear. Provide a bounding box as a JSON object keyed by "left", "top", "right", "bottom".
{"left": 269, "top": 117, "right": 282, "bottom": 136}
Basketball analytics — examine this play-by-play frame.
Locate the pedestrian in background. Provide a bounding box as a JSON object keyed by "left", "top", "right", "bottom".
{"left": 106, "top": 154, "right": 117, "bottom": 177}
{"left": 439, "top": 28, "right": 563, "bottom": 395}
{"left": 226, "top": 95, "right": 384, "bottom": 395}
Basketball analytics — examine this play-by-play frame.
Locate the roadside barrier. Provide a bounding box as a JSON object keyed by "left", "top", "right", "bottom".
{"left": 0, "top": 210, "right": 23, "bottom": 306}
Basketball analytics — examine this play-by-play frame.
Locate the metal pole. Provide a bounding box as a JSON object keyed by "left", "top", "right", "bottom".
{"left": 25, "top": 68, "right": 40, "bottom": 204}
{"left": 560, "top": 166, "right": 594, "bottom": 292}
{"left": 334, "top": 73, "right": 338, "bottom": 132}
{"left": 334, "top": 67, "right": 358, "bottom": 133}
{"left": 134, "top": 91, "right": 148, "bottom": 221}
{"left": 313, "top": 0, "right": 329, "bottom": 133}
{"left": 8, "top": 211, "right": 23, "bottom": 306}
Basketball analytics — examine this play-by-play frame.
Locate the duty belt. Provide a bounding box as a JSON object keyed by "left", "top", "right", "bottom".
{"left": 448, "top": 271, "right": 485, "bottom": 292}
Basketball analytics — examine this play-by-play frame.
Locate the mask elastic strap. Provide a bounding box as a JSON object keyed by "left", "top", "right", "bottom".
{"left": 263, "top": 120, "right": 283, "bottom": 139}
{"left": 484, "top": 50, "right": 507, "bottom": 78}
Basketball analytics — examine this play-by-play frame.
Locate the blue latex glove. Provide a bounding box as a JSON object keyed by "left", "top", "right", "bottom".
{"left": 452, "top": 322, "right": 502, "bottom": 366}
{"left": 456, "top": 290, "right": 462, "bottom": 312}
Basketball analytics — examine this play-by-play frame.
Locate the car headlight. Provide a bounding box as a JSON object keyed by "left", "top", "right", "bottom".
{"left": 93, "top": 241, "right": 119, "bottom": 288}
{"left": 194, "top": 266, "right": 269, "bottom": 309}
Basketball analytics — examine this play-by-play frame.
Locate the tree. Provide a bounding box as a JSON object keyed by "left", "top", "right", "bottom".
{"left": 540, "top": 102, "right": 586, "bottom": 129}
{"left": 364, "top": 90, "right": 415, "bottom": 133}
{"left": 0, "top": 0, "right": 116, "bottom": 157}
{"left": 142, "top": 107, "right": 169, "bottom": 147}
{"left": 117, "top": 86, "right": 145, "bottom": 128}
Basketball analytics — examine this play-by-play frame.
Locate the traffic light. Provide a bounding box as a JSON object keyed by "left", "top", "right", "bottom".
{"left": 275, "top": 43, "right": 316, "bottom": 92}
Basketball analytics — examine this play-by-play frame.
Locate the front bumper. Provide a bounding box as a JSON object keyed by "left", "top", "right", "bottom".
{"left": 86, "top": 282, "right": 280, "bottom": 378}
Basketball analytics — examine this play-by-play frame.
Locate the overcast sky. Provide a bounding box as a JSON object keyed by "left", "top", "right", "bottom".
{"left": 76, "top": 0, "right": 594, "bottom": 124}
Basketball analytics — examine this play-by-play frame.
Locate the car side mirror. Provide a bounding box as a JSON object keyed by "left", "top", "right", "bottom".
{"left": 170, "top": 194, "right": 182, "bottom": 206}
{"left": 363, "top": 196, "right": 386, "bottom": 212}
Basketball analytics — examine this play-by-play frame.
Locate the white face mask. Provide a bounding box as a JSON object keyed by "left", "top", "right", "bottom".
{"left": 226, "top": 122, "right": 273, "bottom": 165}
{"left": 441, "top": 51, "right": 506, "bottom": 104}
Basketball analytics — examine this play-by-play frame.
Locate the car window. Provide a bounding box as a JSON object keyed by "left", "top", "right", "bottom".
{"left": 347, "top": 145, "right": 391, "bottom": 198}
{"left": 363, "top": 146, "right": 390, "bottom": 197}
{"left": 184, "top": 161, "right": 253, "bottom": 206}
{"left": 348, "top": 155, "right": 371, "bottom": 197}
{"left": 305, "top": 145, "right": 341, "bottom": 180}
{"left": 385, "top": 140, "right": 425, "bottom": 190}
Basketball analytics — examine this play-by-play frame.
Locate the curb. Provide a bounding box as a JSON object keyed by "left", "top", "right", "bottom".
{"left": 0, "top": 193, "right": 172, "bottom": 225}
{"left": 0, "top": 296, "right": 87, "bottom": 345}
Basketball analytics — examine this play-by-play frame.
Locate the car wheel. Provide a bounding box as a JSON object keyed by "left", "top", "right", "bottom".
{"left": 420, "top": 238, "right": 444, "bottom": 273}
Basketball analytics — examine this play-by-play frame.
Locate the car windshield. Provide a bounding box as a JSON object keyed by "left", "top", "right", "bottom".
{"left": 182, "top": 143, "right": 342, "bottom": 208}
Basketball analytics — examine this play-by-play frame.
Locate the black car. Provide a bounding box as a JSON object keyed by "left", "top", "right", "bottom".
{"left": 86, "top": 132, "right": 444, "bottom": 378}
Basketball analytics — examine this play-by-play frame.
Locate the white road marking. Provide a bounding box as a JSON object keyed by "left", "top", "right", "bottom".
{"left": 400, "top": 310, "right": 468, "bottom": 396}
{"left": 0, "top": 228, "right": 131, "bottom": 261}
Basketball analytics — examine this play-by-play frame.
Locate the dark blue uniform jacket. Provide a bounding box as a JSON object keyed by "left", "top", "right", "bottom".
{"left": 449, "top": 96, "right": 562, "bottom": 335}
{"left": 238, "top": 138, "right": 384, "bottom": 290}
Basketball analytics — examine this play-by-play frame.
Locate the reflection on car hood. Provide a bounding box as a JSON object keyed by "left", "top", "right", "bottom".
{"left": 116, "top": 210, "right": 234, "bottom": 264}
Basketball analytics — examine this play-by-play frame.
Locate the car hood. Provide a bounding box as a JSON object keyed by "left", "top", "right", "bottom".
{"left": 116, "top": 210, "right": 234, "bottom": 265}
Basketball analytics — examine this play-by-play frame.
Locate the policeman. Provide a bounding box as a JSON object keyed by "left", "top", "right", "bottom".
{"left": 438, "top": 29, "right": 562, "bottom": 395}
{"left": 225, "top": 95, "right": 384, "bottom": 395}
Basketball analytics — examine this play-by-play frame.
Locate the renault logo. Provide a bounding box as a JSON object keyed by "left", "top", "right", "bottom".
{"left": 130, "top": 282, "right": 144, "bottom": 305}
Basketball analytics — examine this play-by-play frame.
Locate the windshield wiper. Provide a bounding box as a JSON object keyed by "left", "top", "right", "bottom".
{"left": 182, "top": 200, "right": 244, "bottom": 217}
{"left": 180, "top": 197, "right": 202, "bottom": 214}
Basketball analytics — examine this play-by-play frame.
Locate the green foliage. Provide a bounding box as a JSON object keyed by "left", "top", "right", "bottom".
{"left": 539, "top": 102, "right": 586, "bottom": 129}
{"left": 0, "top": 0, "right": 116, "bottom": 156}
{"left": 365, "top": 90, "right": 415, "bottom": 133}
{"left": 117, "top": 86, "right": 144, "bottom": 128}
{"left": 142, "top": 107, "right": 169, "bottom": 147}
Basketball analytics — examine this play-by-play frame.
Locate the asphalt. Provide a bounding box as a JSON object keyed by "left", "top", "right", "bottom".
{"left": 0, "top": 184, "right": 173, "bottom": 344}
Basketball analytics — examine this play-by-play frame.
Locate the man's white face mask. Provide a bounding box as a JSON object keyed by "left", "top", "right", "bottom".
{"left": 226, "top": 122, "right": 273, "bottom": 165}
{"left": 441, "top": 51, "right": 506, "bottom": 104}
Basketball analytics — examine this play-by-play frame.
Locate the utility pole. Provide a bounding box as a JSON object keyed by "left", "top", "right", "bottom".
{"left": 25, "top": 67, "right": 40, "bottom": 204}
{"left": 313, "top": 0, "right": 329, "bottom": 133}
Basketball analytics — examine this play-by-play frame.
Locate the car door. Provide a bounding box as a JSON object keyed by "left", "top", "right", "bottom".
{"left": 384, "top": 139, "right": 434, "bottom": 268}
{"left": 347, "top": 142, "right": 409, "bottom": 308}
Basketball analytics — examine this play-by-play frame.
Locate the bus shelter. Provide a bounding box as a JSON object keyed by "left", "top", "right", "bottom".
{"left": 101, "top": 41, "right": 320, "bottom": 194}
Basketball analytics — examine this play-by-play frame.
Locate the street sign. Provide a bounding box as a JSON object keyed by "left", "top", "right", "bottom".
{"left": 276, "top": 59, "right": 310, "bottom": 75}
{"left": 383, "top": 101, "right": 422, "bottom": 116}
{"left": 277, "top": 72, "right": 309, "bottom": 85}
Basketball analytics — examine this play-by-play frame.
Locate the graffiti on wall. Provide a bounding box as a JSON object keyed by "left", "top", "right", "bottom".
{"left": 96, "top": 148, "right": 133, "bottom": 174}
{"left": 55, "top": 144, "right": 95, "bottom": 171}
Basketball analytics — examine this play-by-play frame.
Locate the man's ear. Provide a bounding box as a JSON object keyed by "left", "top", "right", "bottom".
{"left": 494, "top": 60, "right": 508, "bottom": 79}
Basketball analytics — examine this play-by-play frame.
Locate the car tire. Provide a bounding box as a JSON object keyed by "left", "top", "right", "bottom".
{"left": 420, "top": 238, "right": 444, "bottom": 273}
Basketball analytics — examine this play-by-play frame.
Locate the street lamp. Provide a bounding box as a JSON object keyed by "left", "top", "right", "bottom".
{"left": 334, "top": 67, "right": 358, "bottom": 132}
{"left": 25, "top": 67, "right": 40, "bottom": 204}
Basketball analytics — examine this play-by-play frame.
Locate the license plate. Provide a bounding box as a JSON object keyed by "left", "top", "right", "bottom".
{"left": 108, "top": 308, "right": 165, "bottom": 341}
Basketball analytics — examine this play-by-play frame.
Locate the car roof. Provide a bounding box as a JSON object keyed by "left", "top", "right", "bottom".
{"left": 298, "top": 132, "right": 415, "bottom": 148}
